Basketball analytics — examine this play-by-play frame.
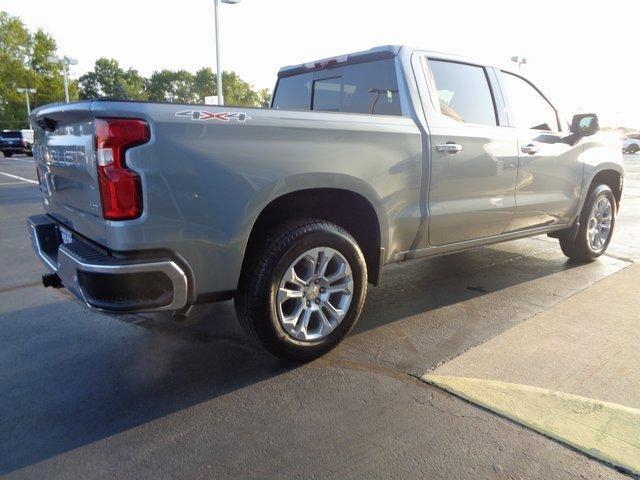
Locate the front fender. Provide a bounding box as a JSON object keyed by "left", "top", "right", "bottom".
{"left": 572, "top": 133, "right": 625, "bottom": 220}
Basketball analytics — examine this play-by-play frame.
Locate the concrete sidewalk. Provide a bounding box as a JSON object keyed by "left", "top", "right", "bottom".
{"left": 423, "top": 263, "right": 640, "bottom": 475}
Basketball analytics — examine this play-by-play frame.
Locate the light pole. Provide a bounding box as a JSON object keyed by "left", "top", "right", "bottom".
{"left": 48, "top": 55, "right": 78, "bottom": 103}
{"left": 510, "top": 56, "right": 527, "bottom": 69}
{"left": 16, "top": 88, "right": 36, "bottom": 116}
{"left": 214, "top": 0, "right": 241, "bottom": 106}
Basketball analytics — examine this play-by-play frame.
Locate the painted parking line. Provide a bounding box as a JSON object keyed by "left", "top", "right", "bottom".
{"left": 0, "top": 171, "right": 38, "bottom": 185}
{"left": 421, "top": 264, "right": 640, "bottom": 475}
{"left": 0, "top": 181, "right": 33, "bottom": 186}
{"left": 0, "top": 156, "right": 34, "bottom": 162}
{"left": 423, "top": 375, "right": 640, "bottom": 475}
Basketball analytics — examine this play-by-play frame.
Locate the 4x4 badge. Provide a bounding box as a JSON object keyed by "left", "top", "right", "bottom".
{"left": 175, "top": 110, "right": 251, "bottom": 122}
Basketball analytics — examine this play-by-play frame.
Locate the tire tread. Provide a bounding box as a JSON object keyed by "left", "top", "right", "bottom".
{"left": 235, "top": 219, "right": 366, "bottom": 360}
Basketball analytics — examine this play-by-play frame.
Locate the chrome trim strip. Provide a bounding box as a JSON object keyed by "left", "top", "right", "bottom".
{"left": 29, "top": 218, "right": 189, "bottom": 312}
{"left": 57, "top": 248, "right": 188, "bottom": 312}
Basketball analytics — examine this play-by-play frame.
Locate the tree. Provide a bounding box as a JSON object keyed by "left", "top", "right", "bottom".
{"left": 30, "top": 29, "right": 76, "bottom": 107}
{"left": 0, "top": 12, "right": 76, "bottom": 129}
{"left": 193, "top": 68, "right": 215, "bottom": 103}
{"left": 220, "top": 71, "right": 260, "bottom": 106}
{"left": 257, "top": 88, "right": 271, "bottom": 108}
{"left": 145, "top": 68, "right": 269, "bottom": 107}
{"left": 0, "top": 9, "right": 272, "bottom": 130}
{"left": 0, "top": 12, "right": 32, "bottom": 129}
{"left": 146, "top": 69, "right": 197, "bottom": 103}
{"left": 78, "top": 58, "right": 146, "bottom": 100}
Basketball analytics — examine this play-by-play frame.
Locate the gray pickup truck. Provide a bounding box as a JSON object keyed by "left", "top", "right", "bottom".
{"left": 28, "top": 45, "right": 624, "bottom": 360}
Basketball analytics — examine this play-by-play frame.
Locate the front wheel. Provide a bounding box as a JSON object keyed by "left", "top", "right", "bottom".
{"left": 559, "top": 184, "right": 616, "bottom": 262}
{"left": 235, "top": 220, "right": 368, "bottom": 361}
{"left": 3, "top": 152, "right": 12, "bottom": 158}
{"left": 627, "top": 144, "right": 639, "bottom": 154}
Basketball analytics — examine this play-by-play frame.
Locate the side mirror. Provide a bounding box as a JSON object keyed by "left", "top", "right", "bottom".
{"left": 570, "top": 113, "right": 599, "bottom": 137}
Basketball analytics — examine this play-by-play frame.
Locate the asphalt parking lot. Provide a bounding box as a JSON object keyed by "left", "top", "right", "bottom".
{"left": 1, "top": 153, "right": 639, "bottom": 479}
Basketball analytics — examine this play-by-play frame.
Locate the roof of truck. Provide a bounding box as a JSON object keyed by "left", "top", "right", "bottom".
{"left": 278, "top": 45, "right": 402, "bottom": 78}
{"left": 277, "top": 45, "right": 507, "bottom": 78}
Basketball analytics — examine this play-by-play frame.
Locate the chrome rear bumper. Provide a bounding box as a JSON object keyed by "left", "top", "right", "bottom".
{"left": 27, "top": 215, "right": 188, "bottom": 312}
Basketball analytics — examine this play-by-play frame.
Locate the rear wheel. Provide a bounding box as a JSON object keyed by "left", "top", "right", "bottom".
{"left": 235, "top": 219, "right": 367, "bottom": 361}
{"left": 559, "top": 184, "right": 616, "bottom": 262}
{"left": 628, "top": 144, "right": 639, "bottom": 154}
{"left": 3, "top": 152, "right": 12, "bottom": 158}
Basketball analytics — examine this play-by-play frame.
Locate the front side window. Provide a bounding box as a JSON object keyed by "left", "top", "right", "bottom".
{"left": 501, "top": 72, "right": 559, "bottom": 131}
{"left": 428, "top": 59, "right": 497, "bottom": 126}
{"left": 272, "top": 59, "right": 402, "bottom": 116}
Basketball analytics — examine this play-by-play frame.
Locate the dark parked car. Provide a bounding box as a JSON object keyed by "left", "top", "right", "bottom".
{"left": 0, "top": 130, "right": 33, "bottom": 157}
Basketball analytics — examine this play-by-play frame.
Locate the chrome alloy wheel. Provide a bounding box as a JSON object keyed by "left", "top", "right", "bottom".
{"left": 587, "top": 196, "right": 613, "bottom": 252}
{"left": 276, "top": 247, "right": 354, "bottom": 341}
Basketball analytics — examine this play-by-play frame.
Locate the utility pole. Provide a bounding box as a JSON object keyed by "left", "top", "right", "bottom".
{"left": 48, "top": 55, "right": 78, "bottom": 103}
{"left": 214, "top": 0, "right": 241, "bottom": 106}
{"left": 16, "top": 88, "right": 36, "bottom": 116}
{"left": 510, "top": 56, "right": 527, "bottom": 69}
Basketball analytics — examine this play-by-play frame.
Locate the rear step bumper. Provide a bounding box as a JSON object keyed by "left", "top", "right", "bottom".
{"left": 27, "top": 215, "right": 188, "bottom": 313}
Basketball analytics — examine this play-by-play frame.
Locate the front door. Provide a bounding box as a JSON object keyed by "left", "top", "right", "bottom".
{"left": 424, "top": 58, "right": 519, "bottom": 246}
{"left": 498, "top": 71, "right": 583, "bottom": 231}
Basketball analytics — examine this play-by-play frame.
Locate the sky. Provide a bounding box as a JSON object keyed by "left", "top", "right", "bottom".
{"left": 4, "top": 0, "right": 639, "bottom": 127}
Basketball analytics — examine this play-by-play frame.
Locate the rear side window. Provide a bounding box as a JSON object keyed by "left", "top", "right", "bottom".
{"left": 501, "top": 72, "right": 559, "bottom": 131}
{"left": 272, "top": 73, "right": 313, "bottom": 111}
{"left": 272, "top": 59, "right": 402, "bottom": 116}
{"left": 428, "top": 59, "right": 497, "bottom": 126}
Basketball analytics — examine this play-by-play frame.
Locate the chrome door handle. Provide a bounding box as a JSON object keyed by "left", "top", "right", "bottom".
{"left": 436, "top": 143, "right": 463, "bottom": 154}
{"left": 521, "top": 144, "right": 539, "bottom": 155}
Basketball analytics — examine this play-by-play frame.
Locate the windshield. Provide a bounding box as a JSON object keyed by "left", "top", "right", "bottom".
{"left": 1, "top": 132, "right": 22, "bottom": 139}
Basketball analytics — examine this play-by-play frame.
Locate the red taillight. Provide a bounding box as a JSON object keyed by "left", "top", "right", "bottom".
{"left": 94, "top": 118, "right": 150, "bottom": 220}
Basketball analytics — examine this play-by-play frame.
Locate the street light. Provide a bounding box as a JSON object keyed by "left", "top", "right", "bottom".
{"left": 214, "top": 0, "right": 241, "bottom": 106}
{"left": 47, "top": 55, "right": 78, "bottom": 103}
{"left": 511, "top": 56, "right": 527, "bottom": 69}
{"left": 16, "top": 88, "right": 36, "bottom": 116}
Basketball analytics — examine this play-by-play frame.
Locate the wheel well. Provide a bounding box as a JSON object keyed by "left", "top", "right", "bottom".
{"left": 242, "top": 189, "right": 382, "bottom": 286}
{"left": 591, "top": 170, "right": 623, "bottom": 207}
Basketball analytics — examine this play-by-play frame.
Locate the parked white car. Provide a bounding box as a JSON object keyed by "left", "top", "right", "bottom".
{"left": 623, "top": 133, "right": 640, "bottom": 154}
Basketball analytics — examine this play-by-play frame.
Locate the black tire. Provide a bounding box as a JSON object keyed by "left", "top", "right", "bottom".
{"left": 628, "top": 144, "right": 639, "bottom": 154}
{"left": 235, "top": 219, "right": 367, "bottom": 361}
{"left": 3, "top": 152, "right": 12, "bottom": 158}
{"left": 559, "top": 184, "right": 616, "bottom": 262}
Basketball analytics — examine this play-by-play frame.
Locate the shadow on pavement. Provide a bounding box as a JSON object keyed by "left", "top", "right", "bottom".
{"left": 0, "top": 300, "right": 293, "bottom": 474}
{"left": 0, "top": 243, "right": 582, "bottom": 475}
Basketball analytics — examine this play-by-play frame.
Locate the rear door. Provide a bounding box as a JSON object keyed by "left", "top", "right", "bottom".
{"left": 498, "top": 71, "right": 582, "bottom": 231}
{"left": 422, "top": 57, "right": 519, "bottom": 246}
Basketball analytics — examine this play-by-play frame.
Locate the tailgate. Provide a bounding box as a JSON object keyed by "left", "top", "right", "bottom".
{"left": 31, "top": 102, "right": 103, "bottom": 224}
